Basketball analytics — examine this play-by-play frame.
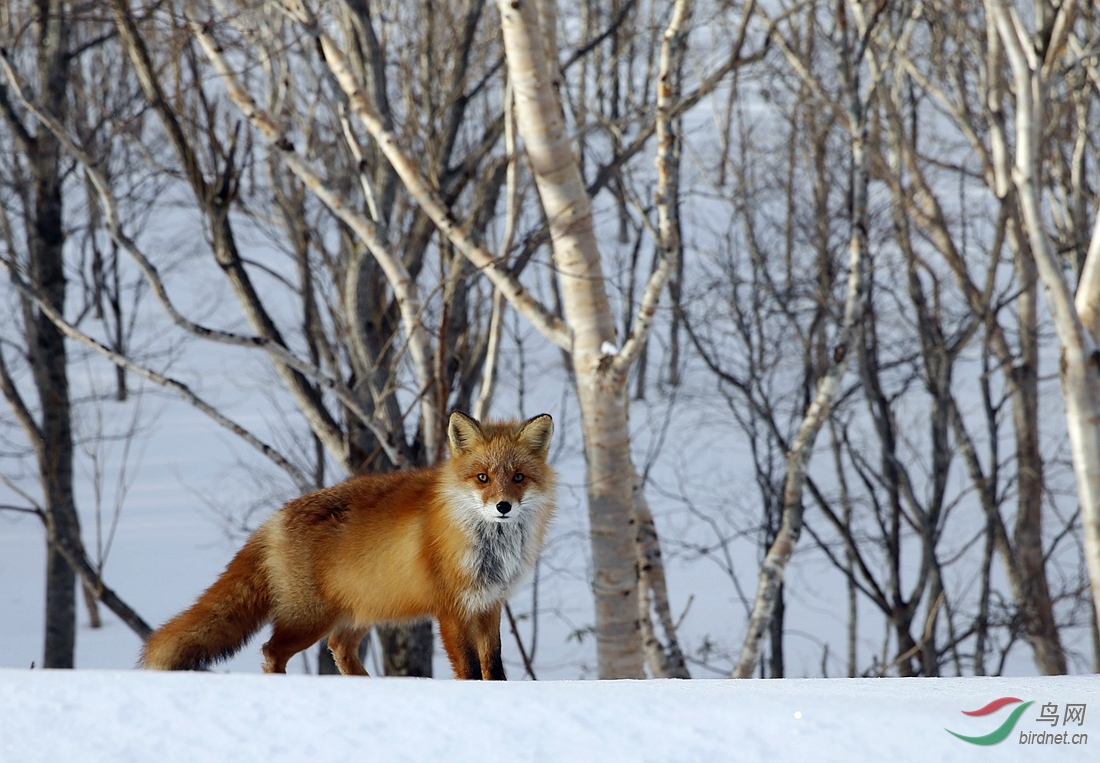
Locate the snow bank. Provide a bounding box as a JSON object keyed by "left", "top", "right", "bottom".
{"left": 0, "top": 671, "right": 1094, "bottom": 762}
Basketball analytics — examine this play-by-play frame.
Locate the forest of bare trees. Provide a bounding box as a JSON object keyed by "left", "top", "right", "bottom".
{"left": 2, "top": 0, "right": 1098, "bottom": 679}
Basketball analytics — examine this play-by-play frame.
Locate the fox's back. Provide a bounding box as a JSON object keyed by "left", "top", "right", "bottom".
{"left": 285, "top": 468, "right": 439, "bottom": 531}
{"left": 267, "top": 468, "right": 444, "bottom": 621}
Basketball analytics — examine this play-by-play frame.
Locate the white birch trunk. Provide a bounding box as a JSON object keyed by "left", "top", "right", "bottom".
{"left": 984, "top": 0, "right": 1100, "bottom": 640}
{"left": 497, "top": 0, "right": 644, "bottom": 678}
{"left": 635, "top": 0, "right": 693, "bottom": 680}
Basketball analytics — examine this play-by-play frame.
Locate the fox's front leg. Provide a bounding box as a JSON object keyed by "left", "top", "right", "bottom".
{"left": 438, "top": 610, "right": 505, "bottom": 679}
{"left": 474, "top": 604, "right": 506, "bottom": 681}
{"left": 438, "top": 611, "right": 481, "bottom": 679}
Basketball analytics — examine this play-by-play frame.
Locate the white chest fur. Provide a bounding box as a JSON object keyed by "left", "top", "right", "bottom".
{"left": 444, "top": 489, "right": 548, "bottom": 614}
{"left": 460, "top": 518, "right": 532, "bottom": 613}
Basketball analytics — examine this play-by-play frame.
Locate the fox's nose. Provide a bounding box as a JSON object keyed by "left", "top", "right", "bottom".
{"left": 496, "top": 501, "right": 512, "bottom": 515}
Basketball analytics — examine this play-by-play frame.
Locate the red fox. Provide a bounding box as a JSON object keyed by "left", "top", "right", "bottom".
{"left": 139, "top": 411, "right": 555, "bottom": 679}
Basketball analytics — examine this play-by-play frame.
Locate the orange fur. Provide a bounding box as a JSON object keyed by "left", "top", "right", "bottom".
{"left": 139, "top": 412, "right": 556, "bottom": 679}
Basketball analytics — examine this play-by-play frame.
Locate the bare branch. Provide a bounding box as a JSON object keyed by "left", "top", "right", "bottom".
{"left": 0, "top": 339, "right": 43, "bottom": 451}
{"left": 612, "top": 0, "right": 695, "bottom": 378}
{"left": 0, "top": 258, "right": 313, "bottom": 492}
{"left": 280, "top": 3, "right": 571, "bottom": 352}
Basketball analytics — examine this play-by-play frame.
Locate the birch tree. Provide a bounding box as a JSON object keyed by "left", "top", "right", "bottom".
{"left": 496, "top": 0, "right": 740, "bottom": 677}
{"left": 494, "top": 0, "right": 644, "bottom": 677}
{"left": 982, "top": 0, "right": 1100, "bottom": 647}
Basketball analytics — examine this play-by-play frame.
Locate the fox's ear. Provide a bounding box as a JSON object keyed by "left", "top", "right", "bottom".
{"left": 518, "top": 414, "right": 553, "bottom": 458}
{"left": 448, "top": 411, "right": 484, "bottom": 455}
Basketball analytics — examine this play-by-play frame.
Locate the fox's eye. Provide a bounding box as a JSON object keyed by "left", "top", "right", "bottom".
{"left": 513, "top": 473, "right": 524, "bottom": 483}
{"left": 476, "top": 473, "right": 490, "bottom": 483}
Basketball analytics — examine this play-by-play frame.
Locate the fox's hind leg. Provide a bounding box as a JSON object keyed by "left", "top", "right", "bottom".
{"left": 262, "top": 617, "right": 334, "bottom": 673}
{"left": 328, "top": 626, "right": 370, "bottom": 676}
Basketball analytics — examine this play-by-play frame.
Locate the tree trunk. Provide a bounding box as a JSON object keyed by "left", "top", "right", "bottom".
{"left": 635, "top": 483, "right": 690, "bottom": 678}
{"left": 497, "top": 0, "right": 644, "bottom": 678}
{"left": 377, "top": 621, "right": 434, "bottom": 677}
{"left": 1008, "top": 225, "right": 1067, "bottom": 674}
{"left": 28, "top": 0, "right": 78, "bottom": 669}
{"left": 768, "top": 583, "right": 784, "bottom": 678}
{"left": 985, "top": 0, "right": 1100, "bottom": 645}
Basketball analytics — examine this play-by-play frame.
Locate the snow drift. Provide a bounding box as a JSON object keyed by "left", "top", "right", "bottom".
{"left": 0, "top": 671, "right": 1094, "bottom": 762}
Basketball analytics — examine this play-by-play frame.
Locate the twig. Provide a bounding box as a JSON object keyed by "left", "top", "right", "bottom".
{"left": 504, "top": 602, "right": 537, "bottom": 680}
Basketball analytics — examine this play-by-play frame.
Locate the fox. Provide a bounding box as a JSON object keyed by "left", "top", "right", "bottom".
{"left": 139, "top": 411, "right": 555, "bottom": 679}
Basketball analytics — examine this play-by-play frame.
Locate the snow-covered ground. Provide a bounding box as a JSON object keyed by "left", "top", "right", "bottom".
{"left": 0, "top": 671, "right": 1094, "bottom": 762}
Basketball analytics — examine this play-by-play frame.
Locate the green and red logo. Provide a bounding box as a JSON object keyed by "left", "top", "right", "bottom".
{"left": 946, "top": 697, "right": 1033, "bottom": 746}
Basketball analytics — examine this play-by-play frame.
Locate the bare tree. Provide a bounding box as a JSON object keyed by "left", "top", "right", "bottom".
{"left": 981, "top": 0, "right": 1100, "bottom": 656}
{"left": 878, "top": 0, "right": 1094, "bottom": 673}
{"left": 0, "top": 1, "right": 156, "bottom": 662}
{"left": 672, "top": 0, "right": 1093, "bottom": 679}
{"left": 0, "top": 0, "right": 84, "bottom": 669}
{"left": 728, "top": 0, "right": 881, "bottom": 680}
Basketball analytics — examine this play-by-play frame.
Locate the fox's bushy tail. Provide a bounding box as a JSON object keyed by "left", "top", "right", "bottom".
{"left": 139, "top": 536, "right": 271, "bottom": 670}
